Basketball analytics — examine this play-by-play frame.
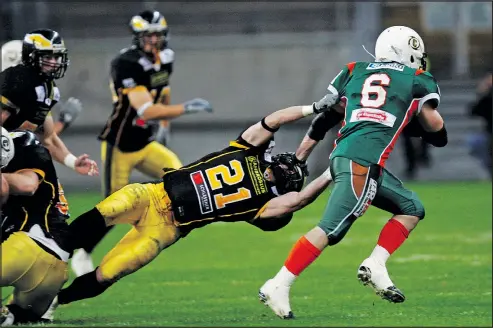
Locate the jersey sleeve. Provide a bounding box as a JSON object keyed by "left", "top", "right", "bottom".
{"left": 413, "top": 70, "right": 441, "bottom": 114}
{"left": 230, "top": 130, "right": 275, "bottom": 157}
{"left": 327, "top": 62, "right": 357, "bottom": 96}
{"left": 26, "top": 144, "right": 52, "bottom": 182}
{"left": 110, "top": 57, "right": 149, "bottom": 93}
{"left": 0, "top": 68, "right": 24, "bottom": 115}
{"left": 10, "top": 131, "right": 52, "bottom": 181}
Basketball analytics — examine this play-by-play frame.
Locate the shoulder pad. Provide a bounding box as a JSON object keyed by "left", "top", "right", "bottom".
{"left": 346, "top": 62, "right": 357, "bottom": 74}
{"left": 159, "top": 48, "right": 174, "bottom": 65}
{"left": 116, "top": 48, "right": 140, "bottom": 63}
{"left": 417, "top": 70, "right": 437, "bottom": 82}
{"left": 10, "top": 130, "right": 41, "bottom": 147}
{"left": 415, "top": 69, "right": 433, "bottom": 78}
{"left": 119, "top": 47, "right": 130, "bottom": 54}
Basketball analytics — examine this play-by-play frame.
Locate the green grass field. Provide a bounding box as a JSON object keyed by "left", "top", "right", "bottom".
{"left": 5, "top": 182, "right": 493, "bottom": 327}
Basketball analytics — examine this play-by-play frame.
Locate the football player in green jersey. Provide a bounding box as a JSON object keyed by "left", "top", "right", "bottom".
{"left": 259, "top": 26, "right": 448, "bottom": 319}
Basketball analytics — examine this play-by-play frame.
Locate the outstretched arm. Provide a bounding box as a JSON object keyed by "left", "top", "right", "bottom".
{"left": 39, "top": 115, "right": 99, "bottom": 176}
{"left": 259, "top": 168, "right": 332, "bottom": 219}
{"left": 240, "top": 106, "right": 312, "bottom": 147}
{"left": 241, "top": 92, "right": 340, "bottom": 148}
{"left": 3, "top": 170, "right": 41, "bottom": 196}
{"left": 295, "top": 101, "right": 345, "bottom": 162}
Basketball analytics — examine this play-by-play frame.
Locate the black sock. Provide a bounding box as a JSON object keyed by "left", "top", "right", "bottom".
{"left": 83, "top": 225, "right": 114, "bottom": 253}
{"left": 68, "top": 208, "right": 107, "bottom": 252}
{"left": 58, "top": 269, "right": 111, "bottom": 305}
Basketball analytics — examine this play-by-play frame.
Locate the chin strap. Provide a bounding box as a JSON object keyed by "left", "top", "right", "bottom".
{"left": 362, "top": 45, "right": 376, "bottom": 60}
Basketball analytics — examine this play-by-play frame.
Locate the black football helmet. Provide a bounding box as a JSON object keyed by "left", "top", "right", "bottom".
{"left": 129, "top": 10, "right": 169, "bottom": 52}
{"left": 269, "top": 152, "right": 307, "bottom": 195}
{"left": 22, "top": 28, "right": 69, "bottom": 80}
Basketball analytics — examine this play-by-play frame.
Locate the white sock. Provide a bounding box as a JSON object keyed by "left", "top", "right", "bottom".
{"left": 273, "top": 266, "right": 297, "bottom": 287}
{"left": 370, "top": 245, "right": 390, "bottom": 265}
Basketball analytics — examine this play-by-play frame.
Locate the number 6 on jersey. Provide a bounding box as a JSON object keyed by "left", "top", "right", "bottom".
{"left": 360, "top": 74, "right": 391, "bottom": 108}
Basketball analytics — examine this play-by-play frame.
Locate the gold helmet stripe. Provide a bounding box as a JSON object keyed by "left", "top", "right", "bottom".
{"left": 24, "top": 34, "right": 53, "bottom": 49}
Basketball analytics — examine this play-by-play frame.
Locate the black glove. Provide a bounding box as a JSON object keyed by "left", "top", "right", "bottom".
{"left": 286, "top": 152, "right": 309, "bottom": 177}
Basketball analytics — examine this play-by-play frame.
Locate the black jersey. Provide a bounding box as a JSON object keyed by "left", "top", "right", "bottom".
{"left": 98, "top": 46, "right": 174, "bottom": 152}
{"left": 0, "top": 65, "right": 60, "bottom": 132}
{"left": 162, "top": 134, "right": 279, "bottom": 232}
{"left": 1, "top": 131, "right": 70, "bottom": 254}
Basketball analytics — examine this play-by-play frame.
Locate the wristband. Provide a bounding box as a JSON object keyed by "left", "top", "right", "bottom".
{"left": 322, "top": 167, "right": 332, "bottom": 180}
{"left": 302, "top": 105, "right": 314, "bottom": 117}
{"left": 137, "top": 101, "right": 153, "bottom": 117}
{"left": 63, "top": 154, "right": 77, "bottom": 170}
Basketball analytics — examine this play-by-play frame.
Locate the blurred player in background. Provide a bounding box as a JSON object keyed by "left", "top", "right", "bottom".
{"left": 0, "top": 29, "right": 98, "bottom": 175}
{"left": 467, "top": 72, "right": 492, "bottom": 178}
{"left": 1, "top": 39, "right": 84, "bottom": 135}
{"left": 71, "top": 9, "right": 214, "bottom": 276}
{"left": 43, "top": 103, "right": 337, "bottom": 316}
{"left": 1, "top": 30, "right": 98, "bottom": 249}
{"left": 0, "top": 129, "right": 71, "bottom": 326}
{"left": 259, "top": 26, "right": 448, "bottom": 319}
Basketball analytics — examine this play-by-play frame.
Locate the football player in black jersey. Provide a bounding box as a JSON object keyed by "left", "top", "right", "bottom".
{"left": 0, "top": 29, "right": 98, "bottom": 177}
{"left": 0, "top": 128, "right": 71, "bottom": 325}
{"left": 73, "top": 9, "right": 213, "bottom": 276}
{"left": 1, "top": 39, "right": 84, "bottom": 135}
{"left": 44, "top": 101, "right": 336, "bottom": 311}
{"left": 1, "top": 37, "right": 85, "bottom": 223}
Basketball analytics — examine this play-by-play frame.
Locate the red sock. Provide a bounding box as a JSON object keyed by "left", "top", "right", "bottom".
{"left": 377, "top": 218, "right": 410, "bottom": 255}
{"left": 284, "top": 236, "right": 321, "bottom": 276}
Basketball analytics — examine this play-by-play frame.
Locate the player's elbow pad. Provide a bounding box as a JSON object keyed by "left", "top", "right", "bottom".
{"left": 423, "top": 125, "right": 448, "bottom": 147}
{"left": 307, "top": 109, "right": 344, "bottom": 141}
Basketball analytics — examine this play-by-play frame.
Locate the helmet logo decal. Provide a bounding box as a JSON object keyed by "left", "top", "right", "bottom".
{"left": 131, "top": 16, "right": 148, "bottom": 32}
{"left": 25, "top": 34, "right": 52, "bottom": 49}
{"left": 1, "top": 135, "right": 11, "bottom": 152}
{"left": 409, "top": 36, "right": 421, "bottom": 50}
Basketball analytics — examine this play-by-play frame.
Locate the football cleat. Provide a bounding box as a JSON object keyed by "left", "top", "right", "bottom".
{"left": 357, "top": 257, "right": 405, "bottom": 303}
{"left": 71, "top": 248, "right": 95, "bottom": 277}
{"left": 258, "top": 279, "right": 295, "bottom": 319}
{"left": 0, "top": 306, "right": 14, "bottom": 327}
{"left": 41, "top": 296, "right": 58, "bottom": 322}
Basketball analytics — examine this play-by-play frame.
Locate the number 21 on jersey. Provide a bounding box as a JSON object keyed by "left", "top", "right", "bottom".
{"left": 201, "top": 160, "right": 252, "bottom": 210}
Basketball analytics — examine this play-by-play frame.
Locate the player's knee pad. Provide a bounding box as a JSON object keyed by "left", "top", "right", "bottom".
{"left": 100, "top": 237, "right": 161, "bottom": 283}
{"left": 134, "top": 237, "right": 161, "bottom": 265}
{"left": 401, "top": 197, "right": 426, "bottom": 220}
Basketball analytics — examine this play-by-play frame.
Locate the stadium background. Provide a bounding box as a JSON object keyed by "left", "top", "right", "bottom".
{"left": 1, "top": 3, "right": 492, "bottom": 326}
{"left": 1, "top": 1, "right": 491, "bottom": 192}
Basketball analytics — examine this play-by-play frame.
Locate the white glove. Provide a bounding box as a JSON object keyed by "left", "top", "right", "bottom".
{"left": 312, "top": 92, "right": 339, "bottom": 114}
{"left": 155, "top": 125, "right": 171, "bottom": 146}
{"left": 183, "top": 98, "right": 213, "bottom": 114}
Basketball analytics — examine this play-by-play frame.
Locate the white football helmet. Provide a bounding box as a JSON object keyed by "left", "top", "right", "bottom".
{"left": 1, "top": 40, "right": 23, "bottom": 71}
{"left": 1, "top": 127, "right": 15, "bottom": 168}
{"left": 374, "top": 26, "right": 427, "bottom": 70}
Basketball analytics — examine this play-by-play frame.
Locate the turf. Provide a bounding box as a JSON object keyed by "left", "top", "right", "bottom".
{"left": 4, "top": 182, "right": 492, "bottom": 327}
